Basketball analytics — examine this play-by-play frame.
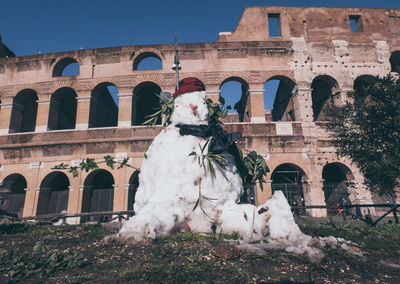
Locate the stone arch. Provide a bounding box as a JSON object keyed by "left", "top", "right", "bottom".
{"left": 128, "top": 170, "right": 140, "bottom": 212}
{"left": 132, "top": 81, "right": 162, "bottom": 126}
{"left": 48, "top": 87, "right": 77, "bottom": 130}
{"left": 81, "top": 169, "right": 115, "bottom": 223}
{"left": 9, "top": 89, "right": 38, "bottom": 133}
{"left": 0, "top": 174, "right": 27, "bottom": 215}
{"left": 133, "top": 51, "right": 163, "bottom": 71}
{"left": 353, "top": 75, "right": 378, "bottom": 93}
{"left": 390, "top": 51, "right": 400, "bottom": 73}
{"left": 219, "top": 76, "right": 249, "bottom": 122}
{"left": 322, "top": 162, "right": 354, "bottom": 215}
{"left": 52, "top": 57, "right": 80, "bottom": 77}
{"left": 271, "top": 163, "right": 307, "bottom": 215}
{"left": 264, "top": 75, "right": 296, "bottom": 121}
{"left": 89, "top": 82, "right": 119, "bottom": 128}
{"left": 36, "top": 171, "right": 70, "bottom": 215}
{"left": 311, "top": 75, "right": 339, "bottom": 121}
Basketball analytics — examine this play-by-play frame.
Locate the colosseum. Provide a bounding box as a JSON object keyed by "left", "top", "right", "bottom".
{"left": 0, "top": 6, "right": 399, "bottom": 221}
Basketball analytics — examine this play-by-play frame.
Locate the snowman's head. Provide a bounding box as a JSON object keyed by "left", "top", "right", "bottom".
{"left": 170, "top": 91, "right": 208, "bottom": 125}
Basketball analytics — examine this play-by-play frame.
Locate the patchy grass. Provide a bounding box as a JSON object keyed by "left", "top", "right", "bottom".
{"left": 298, "top": 221, "right": 400, "bottom": 256}
{"left": 0, "top": 221, "right": 399, "bottom": 283}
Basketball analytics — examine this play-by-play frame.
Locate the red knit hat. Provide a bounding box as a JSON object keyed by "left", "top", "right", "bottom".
{"left": 172, "top": 78, "right": 205, "bottom": 97}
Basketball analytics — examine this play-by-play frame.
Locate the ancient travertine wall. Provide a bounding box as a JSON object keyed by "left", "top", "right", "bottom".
{"left": 0, "top": 6, "right": 399, "bottom": 219}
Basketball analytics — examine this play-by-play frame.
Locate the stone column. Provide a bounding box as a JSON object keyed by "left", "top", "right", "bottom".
{"left": 292, "top": 87, "right": 314, "bottom": 124}
{"left": 67, "top": 184, "right": 79, "bottom": 214}
{"left": 22, "top": 188, "right": 40, "bottom": 217}
{"left": 335, "top": 89, "right": 351, "bottom": 106}
{"left": 303, "top": 179, "right": 327, "bottom": 217}
{"left": 0, "top": 97, "right": 13, "bottom": 135}
{"left": 247, "top": 85, "right": 265, "bottom": 123}
{"left": 21, "top": 187, "right": 34, "bottom": 217}
{"left": 35, "top": 99, "right": 50, "bottom": 132}
{"left": 118, "top": 91, "right": 133, "bottom": 128}
{"left": 75, "top": 91, "right": 91, "bottom": 130}
{"left": 65, "top": 185, "right": 80, "bottom": 224}
{"left": 113, "top": 184, "right": 126, "bottom": 212}
{"left": 206, "top": 84, "right": 220, "bottom": 103}
{"left": 254, "top": 180, "right": 272, "bottom": 206}
{"left": 77, "top": 185, "right": 85, "bottom": 212}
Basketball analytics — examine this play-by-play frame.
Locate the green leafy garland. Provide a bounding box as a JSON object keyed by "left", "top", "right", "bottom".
{"left": 52, "top": 155, "right": 135, "bottom": 177}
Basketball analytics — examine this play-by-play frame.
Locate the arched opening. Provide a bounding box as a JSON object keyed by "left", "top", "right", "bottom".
{"left": 81, "top": 169, "right": 114, "bottom": 223}
{"left": 353, "top": 75, "right": 378, "bottom": 94}
{"left": 48, "top": 87, "right": 77, "bottom": 130}
{"left": 322, "top": 163, "right": 353, "bottom": 216}
{"left": 311, "top": 75, "right": 339, "bottom": 121}
{"left": 219, "top": 77, "right": 249, "bottom": 122}
{"left": 0, "top": 174, "right": 27, "bottom": 215}
{"left": 128, "top": 171, "right": 140, "bottom": 213}
{"left": 132, "top": 82, "right": 162, "bottom": 126}
{"left": 264, "top": 76, "right": 296, "bottom": 122}
{"left": 9, "top": 89, "right": 38, "bottom": 133}
{"left": 36, "top": 172, "right": 69, "bottom": 216}
{"left": 390, "top": 51, "right": 400, "bottom": 73}
{"left": 133, "top": 52, "right": 162, "bottom": 70}
{"left": 271, "top": 163, "right": 306, "bottom": 215}
{"left": 52, "top": 58, "right": 80, "bottom": 77}
{"left": 89, "top": 83, "right": 119, "bottom": 128}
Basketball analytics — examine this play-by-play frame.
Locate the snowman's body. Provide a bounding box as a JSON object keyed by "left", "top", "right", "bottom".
{"left": 118, "top": 88, "right": 309, "bottom": 245}
{"left": 119, "top": 91, "right": 244, "bottom": 241}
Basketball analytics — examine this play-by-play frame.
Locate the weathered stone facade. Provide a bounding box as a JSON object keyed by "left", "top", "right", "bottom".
{"left": 1, "top": 6, "right": 399, "bottom": 219}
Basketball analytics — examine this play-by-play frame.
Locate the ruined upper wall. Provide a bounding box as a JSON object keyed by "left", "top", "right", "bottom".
{"left": 0, "top": 6, "right": 399, "bottom": 95}
{"left": 218, "top": 6, "right": 400, "bottom": 46}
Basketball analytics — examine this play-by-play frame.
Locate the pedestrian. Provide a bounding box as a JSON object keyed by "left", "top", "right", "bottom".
{"left": 356, "top": 206, "right": 362, "bottom": 219}
{"left": 363, "top": 207, "right": 373, "bottom": 225}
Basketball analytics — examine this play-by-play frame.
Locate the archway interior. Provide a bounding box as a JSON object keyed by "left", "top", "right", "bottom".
{"left": 264, "top": 77, "right": 296, "bottom": 121}
{"left": 37, "top": 172, "right": 69, "bottom": 215}
{"left": 128, "top": 171, "right": 140, "bottom": 212}
{"left": 48, "top": 87, "right": 77, "bottom": 130}
{"left": 89, "top": 83, "right": 119, "bottom": 128}
{"left": 353, "top": 75, "right": 378, "bottom": 96}
{"left": 9, "top": 89, "right": 38, "bottom": 133}
{"left": 133, "top": 52, "right": 162, "bottom": 70}
{"left": 271, "top": 164, "right": 306, "bottom": 214}
{"left": 390, "top": 51, "right": 400, "bottom": 73}
{"left": 322, "top": 163, "right": 349, "bottom": 215}
{"left": 132, "top": 82, "right": 161, "bottom": 126}
{"left": 1, "top": 174, "right": 27, "bottom": 214}
{"left": 82, "top": 169, "right": 114, "bottom": 222}
{"left": 311, "top": 76, "right": 338, "bottom": 121}
{"left": 52, "top": 58, "right": 80, "bottom": 77}
{"left": 220, "top": 78, "right": 249, "bottom": 122}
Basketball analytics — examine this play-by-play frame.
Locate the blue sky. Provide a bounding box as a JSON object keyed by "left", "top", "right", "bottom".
{"left": 1, "top": 0, "right": 399, "bottom": 57}
{"left": 1, "top": 0, "right": 399, "bottom": 111}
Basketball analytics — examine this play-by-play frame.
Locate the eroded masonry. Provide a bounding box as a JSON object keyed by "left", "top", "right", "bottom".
{"left": 1, "top": 6, "right": 400, "bottom": 220}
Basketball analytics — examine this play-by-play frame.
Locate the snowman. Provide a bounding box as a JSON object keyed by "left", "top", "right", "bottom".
{"left": 116, "top": 78, "right": 305, "bottom": 243}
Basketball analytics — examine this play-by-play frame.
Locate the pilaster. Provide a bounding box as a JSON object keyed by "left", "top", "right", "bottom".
{"left": 35, "top": 100, "right": 50, "bottom": 132}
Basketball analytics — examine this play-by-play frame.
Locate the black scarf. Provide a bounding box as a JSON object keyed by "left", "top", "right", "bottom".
{"left": 175, "top": 124, "right": 248, "bottom": 183}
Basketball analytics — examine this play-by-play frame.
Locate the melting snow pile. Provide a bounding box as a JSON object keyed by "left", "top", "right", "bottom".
{"left": 109, "top": 83, "right": 361, "bottom": 261}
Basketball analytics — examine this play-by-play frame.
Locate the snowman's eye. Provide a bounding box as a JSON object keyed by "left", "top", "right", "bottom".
{"left": 175, "top": 104, "right": 179, "bottom": 108}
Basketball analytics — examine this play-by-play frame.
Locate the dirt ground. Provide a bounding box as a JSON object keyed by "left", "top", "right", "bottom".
{"left": 1, "top": 215, "right": 400, "bottom": 283}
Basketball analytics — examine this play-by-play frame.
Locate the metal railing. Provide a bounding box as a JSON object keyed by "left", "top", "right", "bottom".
{"left": 291, "top": 204, "right": 399, "bottom": 226}
{"left": 18, "top": 204, "right": 399, "bottom": 227}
